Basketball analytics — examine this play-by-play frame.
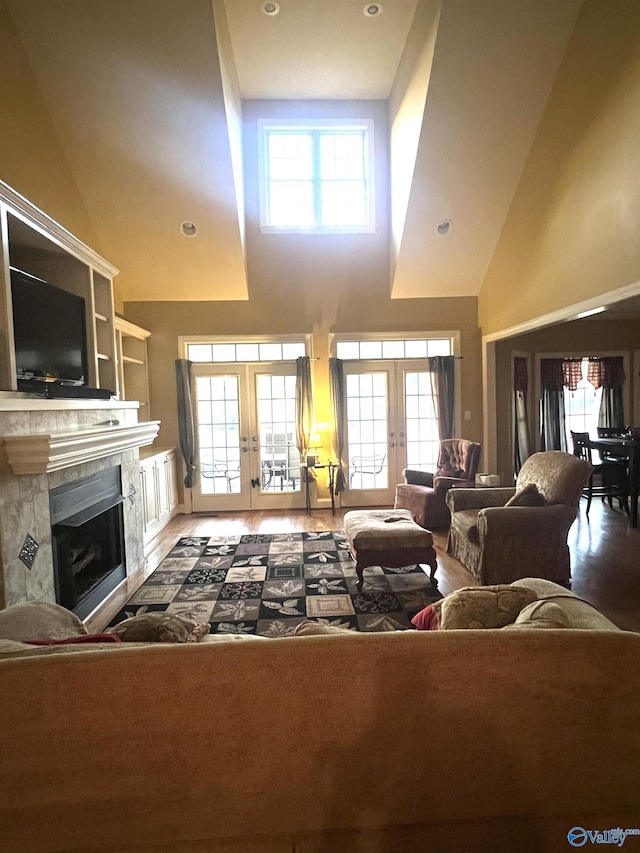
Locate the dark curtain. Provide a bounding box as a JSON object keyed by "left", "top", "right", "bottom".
{"left": 428, "top": 355, "right": 455, "bottom": 439}
{"left": 540, "top": 358, "right": 567, "bottom": 451}
{"left": 295, "top": 356, "right": 313, "bottom": 460}
{"left": 513, "top": 356, "right": 531, "bottom": 474}
{"left": 175, "top": 359, "right": 197, "bottom": 487}
{"left": 329, "top": 357, "right": 347, "bottom": 494}
{"left": 589, "top": 356, "right": 625, "bottom": 428}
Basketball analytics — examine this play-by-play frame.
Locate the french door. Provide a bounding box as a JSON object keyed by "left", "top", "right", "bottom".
{"left": 341, "top": 360, "right": 439, "bottom": 506}
{"left": 192, "top": 363, "right": 305, "bottom": 512}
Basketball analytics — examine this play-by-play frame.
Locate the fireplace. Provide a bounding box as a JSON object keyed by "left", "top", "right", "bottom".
{"left": 50, "top": 467, "right": 126, "bottom": 620}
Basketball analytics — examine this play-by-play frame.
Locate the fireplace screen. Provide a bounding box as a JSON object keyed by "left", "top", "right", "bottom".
{"left": 50, "top": 467, "right": 126, "bottom": 619}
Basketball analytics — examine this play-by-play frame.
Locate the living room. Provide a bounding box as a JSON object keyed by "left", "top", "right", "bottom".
{"left": 1, "top": 1, "right": 640, "bottom": 850}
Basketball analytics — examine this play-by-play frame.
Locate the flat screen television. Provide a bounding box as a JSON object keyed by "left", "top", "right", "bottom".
{"left": 10, "top": 267, "right": 88, "bottom": 387}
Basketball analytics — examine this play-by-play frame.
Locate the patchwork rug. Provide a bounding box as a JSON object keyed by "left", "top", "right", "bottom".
{"left": 111, "top": 531, "right": 442, "bottom": 637}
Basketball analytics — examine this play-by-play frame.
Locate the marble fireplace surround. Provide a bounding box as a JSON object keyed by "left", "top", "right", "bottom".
{"left": 0, "top": 395, "right": 160, "bottom": 615}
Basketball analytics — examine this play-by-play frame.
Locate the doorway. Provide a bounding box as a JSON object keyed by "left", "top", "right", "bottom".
{"left": 192, "top": 363, "right": 304, "bottom": 511}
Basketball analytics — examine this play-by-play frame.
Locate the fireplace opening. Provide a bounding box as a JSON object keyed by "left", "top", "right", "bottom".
{"left": 50, "top": 467, "right": 126, "bottom": 619}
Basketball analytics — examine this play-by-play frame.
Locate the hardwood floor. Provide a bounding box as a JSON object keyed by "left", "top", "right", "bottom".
{"left": 91, "top": 498, "right": 640, "bottom": 633}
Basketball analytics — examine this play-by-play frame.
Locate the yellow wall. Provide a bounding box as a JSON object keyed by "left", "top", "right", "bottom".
{"left": 124, "top": 101, "right": 482, "bottom": 497}
{"left": 0, "top": 1, "right": 97, "bottom": 249}
{"left": 479, "top": 0, "right": 640, "bottom": 335}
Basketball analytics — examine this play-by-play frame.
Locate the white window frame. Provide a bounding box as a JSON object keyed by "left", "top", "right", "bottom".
{"left": 179, "top": 334, "right": 312, "bottom": 363}
{"left": 257, "top": 118, "right": 375, "bottom": 235}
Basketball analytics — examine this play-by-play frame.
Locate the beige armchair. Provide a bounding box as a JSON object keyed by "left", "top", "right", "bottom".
{"left": 446, "top": 451, "right": 592, "bottom": 586}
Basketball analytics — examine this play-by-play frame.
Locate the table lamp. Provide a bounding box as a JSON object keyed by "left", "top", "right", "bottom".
{"left": 306, "top": 432, "right": 322, "bottom": 467}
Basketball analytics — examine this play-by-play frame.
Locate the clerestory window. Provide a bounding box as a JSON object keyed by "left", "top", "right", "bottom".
{"left": 258, "top": 119, "right": 375, "bottom": 234}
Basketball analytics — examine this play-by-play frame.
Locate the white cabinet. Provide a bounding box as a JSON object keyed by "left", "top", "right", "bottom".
{"left": 115, "top": 317, "right": 151, "bottom": 420}
{"left": 140, "top": 448, "right": 178, "bottom": 545}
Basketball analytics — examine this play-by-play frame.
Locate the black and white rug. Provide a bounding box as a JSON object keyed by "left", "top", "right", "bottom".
{"left": 110, "top": 531, "right": 442, "bottom": 637}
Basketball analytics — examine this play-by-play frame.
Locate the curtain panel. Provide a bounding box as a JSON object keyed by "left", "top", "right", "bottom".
{"left": 295, "top": 356, "right": 314, "bottom": 458}
{"left": 428, "top": 355, "right": 455, "bottom": 440}
{"left": 328, "top": 358, "right": 347, "bottom": 494}
{"left": 175, "top": 359, "right": 197, "bottom": 488}
{"left": 513, "top": 357, "right": 531, "bottom": 474}
{"left": 540, "top": 359, "right": 567, "bottom": 451}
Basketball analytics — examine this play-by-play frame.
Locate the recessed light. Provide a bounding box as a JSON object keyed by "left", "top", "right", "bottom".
{"left": 181, "top": 221, "right": 197, "bottom": 237}
{"left": 364, "top": 3, "right": 382, "bottom": 17}
{"left": 261, "top": 1, "right": 280, "bottom": 15}
{"left": 436, "top": 220, "right": 452, "bottom": 235}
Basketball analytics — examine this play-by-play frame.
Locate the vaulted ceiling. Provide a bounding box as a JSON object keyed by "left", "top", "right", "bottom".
{"left": 6, "top": 0, "right": 582, "bottom": 302}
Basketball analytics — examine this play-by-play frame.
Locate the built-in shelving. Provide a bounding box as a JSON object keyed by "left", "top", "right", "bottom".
{"left": 0, "top": 179, "right": 119, "bottom": 395}
{"left": 115, "top": 316, "right": 151, "bottom": 421}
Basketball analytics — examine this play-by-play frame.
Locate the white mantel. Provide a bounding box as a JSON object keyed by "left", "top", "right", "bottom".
{"left": 3, "top": 420, "right": 160, "bottom": 474}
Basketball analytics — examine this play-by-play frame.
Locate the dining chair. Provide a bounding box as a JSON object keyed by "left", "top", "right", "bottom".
{"left": 570, "top": 431, "right": 628, "bottom": 515}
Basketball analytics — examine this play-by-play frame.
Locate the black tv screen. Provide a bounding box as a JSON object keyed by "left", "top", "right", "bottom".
{"left": 10, "top": 268, "right": 88, "bottom": 385}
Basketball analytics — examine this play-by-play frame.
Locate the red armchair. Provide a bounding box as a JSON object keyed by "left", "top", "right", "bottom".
{"left": 394, "top": 438, "right": 482, "bottom": 529}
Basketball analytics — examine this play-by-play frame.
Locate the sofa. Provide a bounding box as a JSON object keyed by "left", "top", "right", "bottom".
{"left": 1, "top": 587, "right": 639, "bottom": 853}
{"left": 394, "top": 438, "right": 481, "bottom": 528}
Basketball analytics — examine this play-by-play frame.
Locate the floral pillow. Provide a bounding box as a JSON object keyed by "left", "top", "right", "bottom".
{"left": 429, "top": 585, "right": 538, "bottom": 630}
{"left": 505, "top": 483, "right": 547, "bottom": 507}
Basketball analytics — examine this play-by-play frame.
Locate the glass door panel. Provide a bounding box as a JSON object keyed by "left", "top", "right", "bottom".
{"left": 404, "top": 370, "right": 440, "bottom": 471}
{"left": 250, "top": 366, "right": 303, "bottom": 509}
{"left": 193, "top": 370, "right": 249, "bottom": 511}
{"left": 192, "top": 363, "right": 305, "bottom": 512}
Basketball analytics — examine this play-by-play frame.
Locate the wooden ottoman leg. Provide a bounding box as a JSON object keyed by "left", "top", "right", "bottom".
{"left": 425, "top": 548, "right": 438, "bottom": 585}
{"left": 356, "top": 559, "right": 366, "bottom": 592}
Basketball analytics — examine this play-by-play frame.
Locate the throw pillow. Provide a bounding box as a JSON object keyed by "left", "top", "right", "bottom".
{"left": 431, "top": 584, "right": 538, "bottom": 630}
{"left": 504, "top": 483, "right": 546, "bottom": 507}
{"left": 0, "top": 601, "right": 88, "bottom": 642}
{"left": 110, "top": 612, "right": 210, "bottom": 643}
{"left": 503, "top": 600, "right": 570, "bottom": 630}
{"left": 411, "top": 604, "right": 440, "bottom": 630}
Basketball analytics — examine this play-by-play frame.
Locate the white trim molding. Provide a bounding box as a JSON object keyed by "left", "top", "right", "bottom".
{"left": 3, "top": 420, "right": 160, "bottom": 475}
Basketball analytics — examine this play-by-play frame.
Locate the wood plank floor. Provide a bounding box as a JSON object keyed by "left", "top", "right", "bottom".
{"left": 92, "top": 498, "right": 640, "bottom": 633}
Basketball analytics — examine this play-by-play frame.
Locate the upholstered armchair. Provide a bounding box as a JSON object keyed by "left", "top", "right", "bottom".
{"left": 394, "top": 438, "right": 482, "bottom": 529}
{"left": 446, "top": 451, "right": 592, "bottom": 586}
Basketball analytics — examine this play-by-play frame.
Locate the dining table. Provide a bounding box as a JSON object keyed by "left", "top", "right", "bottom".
{"left": 589, "top": 436, "right": 640, "bottom": 528}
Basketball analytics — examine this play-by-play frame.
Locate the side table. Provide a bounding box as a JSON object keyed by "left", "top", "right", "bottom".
{"left": 301, "top": 462, "right": 339, "bottom": 515}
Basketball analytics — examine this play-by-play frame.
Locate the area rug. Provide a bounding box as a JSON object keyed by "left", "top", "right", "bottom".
{"left": 110, "top": 531, "right": 442, "bottom": 637}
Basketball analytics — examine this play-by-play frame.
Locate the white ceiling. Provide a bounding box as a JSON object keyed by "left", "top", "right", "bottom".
{"left": 224, "top": 0, "right": 419, "bottom": 100}
{"left": 5, "top": 0, "right": 587, "bottom": 302}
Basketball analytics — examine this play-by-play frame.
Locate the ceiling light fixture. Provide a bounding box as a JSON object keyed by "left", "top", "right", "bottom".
{"left": 181, "top": 221, "right": 197, "bottom": 237}
{"left": 436, "top": 220, "right": 452, "bottom": 235}
{"left": 261, "top": 1, "right": 280, "bottom": 15}
{"left": 364, "top": 3, "right": 382, "bottom": 17}
{"left": 576, "top": 305, "right": 606, "bottom": 319}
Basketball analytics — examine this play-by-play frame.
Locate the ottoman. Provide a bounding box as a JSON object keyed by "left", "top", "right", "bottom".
{"left": 343, "top": 509, "right": 438, "bottom": 591}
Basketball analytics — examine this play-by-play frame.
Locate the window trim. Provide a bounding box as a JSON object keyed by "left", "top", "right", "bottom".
{"left": 257, "top": 118, "right": 375, "bottom": 235}
{"left": 179, "top": 334, "right": 312, "bottom": 364}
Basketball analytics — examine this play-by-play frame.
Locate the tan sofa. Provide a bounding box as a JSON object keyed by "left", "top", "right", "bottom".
{"left": 1, "top": 588, "right": 639, "bottom": 853}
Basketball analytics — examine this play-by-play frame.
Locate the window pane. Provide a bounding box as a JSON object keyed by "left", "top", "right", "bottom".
{"left": 382, "top": 340, "right": 405, "bottom": 359}
{"left": 405, "top": 340, "right": 428, "bottom": 358}
{"left": 268, "top": 181, "right": 314, "bottom": 227}
{"left": 236, "top": 343, "right": 260, "bottom": 362}
{"left": 320, "top": 132, "right": 364, "bottom": 180}
{"left": 427, "top": 339, "right": 452, "bottom": 356}
{"left": 259, "top": 343, "right": 283, "bottom": 361}
{"left": 211, "top": 344, "right": 236, "bottom": 362}
{"left": 336, "top": 341, "right": 360, "bottom": 359}
{"left": 320, "top": 182, "right": 365, "bottom": 226}
{"left": 282, "top": 342, "right": 306, "bottom": 360}
{"left": 187, "top": 344, "right": 213, "bottom": 362}
{"left": 360, "top": 341, "right": 382, "bottom": 360}
{"left": 268, "top": 133, "right": 313, "bottom": 179}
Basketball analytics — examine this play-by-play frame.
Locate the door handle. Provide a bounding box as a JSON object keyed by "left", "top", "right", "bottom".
{"left": 389, "top": 442, "right": 395, "bottom": 448}
{"left": 241, "top": 446, "right": 248, "bottom": 452}
{"left": 398, "top": 442, "right": 405, "bottom": 447}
